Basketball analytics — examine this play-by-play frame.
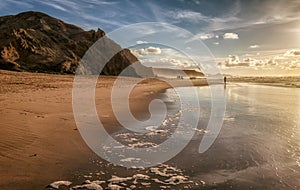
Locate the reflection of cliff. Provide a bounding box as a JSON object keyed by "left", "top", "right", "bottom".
{"left": 152, "top": 68, "right": 204, "bottom": 79}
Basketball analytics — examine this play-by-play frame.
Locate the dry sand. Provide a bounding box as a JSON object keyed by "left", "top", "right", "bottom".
{"left": 0, "top": 70, "right": 207, "bottom": 189}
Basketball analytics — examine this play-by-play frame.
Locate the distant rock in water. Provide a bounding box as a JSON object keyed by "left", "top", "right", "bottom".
{"left": 0, "top": 11, "right": 139, "bottom": 75}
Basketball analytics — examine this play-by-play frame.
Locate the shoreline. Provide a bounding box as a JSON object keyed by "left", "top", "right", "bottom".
{"left": 0, "top": 70, "right": 207, "bottom": 189}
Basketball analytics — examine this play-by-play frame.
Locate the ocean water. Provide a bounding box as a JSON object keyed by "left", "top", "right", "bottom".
{"left": 173, "top": 83, "right": 300, "bottom": 189}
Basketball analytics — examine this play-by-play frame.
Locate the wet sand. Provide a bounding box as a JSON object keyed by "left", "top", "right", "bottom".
{"left": 0, "top": 70, "right": 207, "bottom": 189}
{"left": 175, "top": 83, "right": 300, "bottom": 190}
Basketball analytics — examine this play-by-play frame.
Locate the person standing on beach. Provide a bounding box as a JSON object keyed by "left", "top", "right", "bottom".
{"left": 224, "top": 76, "right": 227, "bottom": 87}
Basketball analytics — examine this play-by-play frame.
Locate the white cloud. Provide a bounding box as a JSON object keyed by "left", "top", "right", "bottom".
{"left": 197, "top": 33, "right": 215, "bottom": 40}
{"left": 2, "top": 0, "right": 33, "bottom": 8}
{"left": 130, "top": 47, "right": 199, "bottom": 69}
{"left": 131, "top": 46, "right": 161, "bottom": 57}
{"left": 283, "top": 49, "right": 300, "bottom": 57}
{"left": 225, "top": 55, "right": 241, "bottom": 65}
{"left": 223, "top": 33, "right": 239, "bottom": 39}
{"left": 144, "top": 47, "right": 161, "bottom": 54}
{"left": 159, "top": 58, "right": 192, "bottom": 68}
{"left": 164, "top": 1, "right": 300, "bottom": 33}
{"left": 171, "top": 10, "right": 207, "bottom": 22}
{"left": 164, "top": 4, "right": 241, "bottom": 32}
{"left": 199, "top": 34, "right": 214, "bottom": 40}
{"left": 136, "top": 40, "right": 148, "bottom": 44}
{"left": 224, "top": 55, "right": 263, "bottom": 67}
{"left": 221, "top": 49, "right": 300, "bottom": 70}
{"left": 249, "top": 45, "right": 260, "bottom": 49}
{"left": 39, "top": 1, "right": 68, "bottom": 11}
{"left": 80, "top": 0, "right": 118, "bottom": 6}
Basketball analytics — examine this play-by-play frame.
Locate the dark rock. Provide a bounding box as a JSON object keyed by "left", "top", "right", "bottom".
{"left": 0, "top": 11, "right": 139, "bottom": 76}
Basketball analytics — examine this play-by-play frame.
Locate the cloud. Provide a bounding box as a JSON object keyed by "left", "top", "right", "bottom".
{"left": 170, "top": 10, "right": 208, "bottom": 23}
{"left": 223, "top": 33, "right": 239, "bottom": 39}
{"left": 196, "top": 33, "right": 215, "bottom": 40}
{"left": 136, "top": 40, "right": 148, "bottom": 44}
{"left": 80, "top": 0, "right": 118, "bottom": 6}
{"left": 283, "top": 49, "right": 300, "bottom": 56}
{"left": 159, "top": 58, "right": 193, "bottom": 68}
{"left": 33, "top": 0, "right": 124, "bottom": 30}
{"left": 224, "top": 55, "right": 263, "bottom": 67}
{"left": 249, "top": 45, "right": 260, "bottom": 49}
{"left": 225, "top": 55, "right": 240, "bottom": 65}
{"left": 130, "top": 47, "right": 199, "bottom": 69}
{"left": 39, "top": 1, "right": 68, "bottom": 12}
{"left": 164, "top": 4, "right": 241, "bottom": 32}
{"left": 221, "top": 49, "right": 300, "bottom": 70}
{"left": 131, "top": 46, "right": 161, "bottom": 57}
{"left": 144, "top": 47, "right": 161, "bottom": 54}
{"left": 1, "top": 0, "right": 33, "bottom": 9}
{"left": 166, "top": 1, "right": 300, "bottom": 33}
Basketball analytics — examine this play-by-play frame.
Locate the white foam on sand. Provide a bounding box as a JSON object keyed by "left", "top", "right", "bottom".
{"left": 107, "top": 183, "right": 123, "bottom": 190}
{"left": 223, "top": 116, "right": 235, "bottom": 121}
{"left": 148, "top": 164, "right": 190, "bottom": 186}
{"left": 128, "top": 141, "right": 157, "bottom": 148}
{"left": 52, "top": 162, "right": 196, "bottom": 189}
{"left": 120, "top": 157, "right": 141, "bottom": 163}
{"left": 84, "top": 180, "right": 106, "bottom": 185}
{"left": 133, "top": 174, "right": 150, "bottom": 180}
{"left": 141, "top": 182, "right": 151, "bottom": 186}
{"left": 150, "top": 164, "right": 183, "bottom": 177}
{"left": 161, "top": 119, "right": 169, "bottom": 126}
{"left": 48, "top": 181, "right": 72, "bottom": 189}
{"left": 129, "top": 184, "right": 136, "bottom": 189}
{"left": 108, "top": 175, "right": 132, "bottom": 183}
{"left": 145, "top": 125, "right": 159, "bottom": 131}
{"left": 150, "top": 167, "right": 172, "bottom": 177}
{"left": 71, "top": 183, "right": 103, "bottom": 190}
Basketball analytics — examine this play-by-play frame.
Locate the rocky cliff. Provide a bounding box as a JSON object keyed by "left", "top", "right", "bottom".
{"left": 0, "top": 11, "right": 139, "bottom": 75}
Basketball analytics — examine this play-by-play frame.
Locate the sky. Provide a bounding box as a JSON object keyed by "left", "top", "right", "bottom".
{"left": 1, "top": 0, "right": 300, "bottom": 76}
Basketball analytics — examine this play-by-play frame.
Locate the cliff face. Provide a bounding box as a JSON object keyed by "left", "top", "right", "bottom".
{"left": 0, "top": 11, "right": 139, "bottom": 75}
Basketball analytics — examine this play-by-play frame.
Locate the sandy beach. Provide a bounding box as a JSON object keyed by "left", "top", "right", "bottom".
{"left": 2, "top": 70, "right": 299, "bottom": 190}
{"left": 0, "top": 70, "right": 207, "bottom": 189}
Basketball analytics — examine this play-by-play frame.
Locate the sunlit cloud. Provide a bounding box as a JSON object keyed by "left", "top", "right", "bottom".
{"left": 196, "top": 33, "right": 215, "bottom": 40}
{"left": 223, "top": 33, "right": 239, "bottom": 39}
{"left": 131, "top": 47, "right": 162, "bottom": 57}
{"left": 220, "top": 49, "right": 300, "bottom": 71}
{"left": 283, "top": 49, "right": 300, "bottom": 56}
{"left": 136, "top": 40, "right": 148, "bottom": 45}
{"left": 170, "top": 10, "right": 207, "bottom": 22}
{"left": 249, "top": 45, "right": 260, "bottom": 49}
{"left": 131, "top": 47, "right": 198, "bottom": 69}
